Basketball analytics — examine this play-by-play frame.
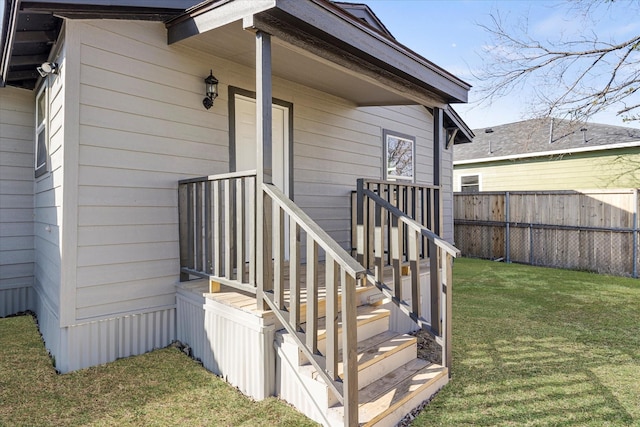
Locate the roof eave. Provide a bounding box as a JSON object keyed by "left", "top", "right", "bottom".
{"left": 445, "top": 105, "right": 474, "bottom": 144}
{"left": 167, "top": 0, "right": 471, "bottom": 105}
{"left": 454, "top": 139, "right": 640, "bottom": 165}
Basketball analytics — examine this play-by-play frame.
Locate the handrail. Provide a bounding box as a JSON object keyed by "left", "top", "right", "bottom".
{"left": 359, "top": 178, "right": 439, "bottom": 191}
{"left": 262, "top": 182, "right": 362, "bottom": 424}
{"left": 363, "top": 188, "right": 460, "bottom": 257}
{"left": 263, "top": 183, "right": 366, "bottom": 277}
{"left": 355, "top": 178, "right": 457, "bottom": 372}
{"left": 179, "top": 169, "right": 257, "bottom": 185}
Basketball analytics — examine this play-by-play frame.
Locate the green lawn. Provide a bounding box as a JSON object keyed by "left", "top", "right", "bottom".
{"left": 2, "top": 258, "right": 639, "bottom": 426}
{"left": 0, "top": 315, "right": 317, "bottom": 426}
{"left": 413, "top": 258, "right": 640, "bottom": 426}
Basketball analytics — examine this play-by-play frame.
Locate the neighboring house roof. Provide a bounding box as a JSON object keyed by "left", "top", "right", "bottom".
{"left": 454, "top": 117, "right": 640, "bottom": 164}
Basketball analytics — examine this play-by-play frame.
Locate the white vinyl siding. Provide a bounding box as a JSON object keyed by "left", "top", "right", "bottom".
{"left": 69, "top": 20, "right": 447, "bottom": 321}
{"left": 74, "top": 21, "right": 229, "bottom": 321}
{"left": 0, "top": 87, "right": 35, "bottom": 316}
{"left": 34, "top": 51, "right": 65, "bottom": 319}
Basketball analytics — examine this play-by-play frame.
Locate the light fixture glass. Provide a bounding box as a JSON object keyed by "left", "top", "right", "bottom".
{"left": 203, "top": 70, "right": 219, "bottom": 110}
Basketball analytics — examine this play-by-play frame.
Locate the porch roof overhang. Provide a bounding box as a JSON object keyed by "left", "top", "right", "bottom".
{"left": 444, "top": 106, "right": 474, "bottom": 146}
{"left": 166, "top": 0, "right": 471, "bottom": 108}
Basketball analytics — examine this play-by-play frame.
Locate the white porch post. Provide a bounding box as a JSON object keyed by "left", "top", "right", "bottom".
{"left": 256, "top": 30, "right": 273, "bottom": 310}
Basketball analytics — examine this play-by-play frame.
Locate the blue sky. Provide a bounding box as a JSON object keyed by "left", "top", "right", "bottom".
{"left": 358, "top": 0, "right": 640, "bottom": 130}
{"left": 2, "top": 1, "right": 637, "bottom": 129}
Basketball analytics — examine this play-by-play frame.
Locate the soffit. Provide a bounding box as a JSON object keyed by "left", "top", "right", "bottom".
{"left": 1, "top": 1, "right": 190, "bottom": 89}
{"left": 1, "top": 9, "right": 62, "bottom": 89}
{"left": 176, "top": 20, "right": 420, "bottom": 106}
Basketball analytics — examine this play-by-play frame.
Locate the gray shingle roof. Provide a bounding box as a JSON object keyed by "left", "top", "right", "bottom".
{"left": 454, "top": 118, "right": 640, "bottom": 162}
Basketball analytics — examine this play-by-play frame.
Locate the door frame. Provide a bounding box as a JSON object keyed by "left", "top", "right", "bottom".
{"left": 228, "top": 86, "right": 294, "bottom": 200}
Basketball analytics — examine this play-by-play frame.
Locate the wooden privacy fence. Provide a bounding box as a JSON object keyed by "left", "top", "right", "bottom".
{"left": 454, "top": 190, "right": 640, "bottom": 277}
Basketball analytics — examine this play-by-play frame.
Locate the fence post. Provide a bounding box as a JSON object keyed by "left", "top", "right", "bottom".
{"left": 529, "top": 224, "right": 534, "bottom": 265}
{"left": 634, "top": 189, "right": 638, "bottom": 278}
{"left": 505, "top": 192, "right": 510, "bottom": 263}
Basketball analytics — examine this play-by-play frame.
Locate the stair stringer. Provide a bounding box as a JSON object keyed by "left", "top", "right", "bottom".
{"left": 275, "top": 333, "right": 342, "bottom": 427}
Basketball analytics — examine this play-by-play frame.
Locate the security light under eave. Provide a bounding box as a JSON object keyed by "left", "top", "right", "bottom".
{"left": 203, "top": 70, "right": 219, "bottom": 110}
{"left": 37, "top": 62, "right": 58, "bottom": 77}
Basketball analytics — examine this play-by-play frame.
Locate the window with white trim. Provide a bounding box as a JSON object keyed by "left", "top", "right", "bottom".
{"left": 383, "top": 129, "right": 415, "bottom": 182}
{"left": 35, "top": 82, "right": 48, "bottom": 177}
{"left": 460, "top": 174, "right": 480, "bottom": 193}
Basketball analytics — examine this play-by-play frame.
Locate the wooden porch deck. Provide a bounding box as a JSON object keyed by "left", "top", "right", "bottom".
{"left": 178, "top": 258, "right": 433, "bottom": 317}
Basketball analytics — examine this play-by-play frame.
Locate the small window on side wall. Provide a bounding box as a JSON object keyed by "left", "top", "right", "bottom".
{"left": 460, "top": 175, "right": 480, "bottom": 193}
{"left": 35, "top": 83, "right": 48, "bottom": 178}
{"left": 384, "top": 129, "right": 415, "bottom": 182}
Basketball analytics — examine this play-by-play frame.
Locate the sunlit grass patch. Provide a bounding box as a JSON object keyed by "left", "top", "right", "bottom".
{"left": 413, "top": 258, "right": 640, "bottom": 426}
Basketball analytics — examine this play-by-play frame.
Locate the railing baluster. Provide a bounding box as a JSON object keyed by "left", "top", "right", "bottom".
{"left": 290, "top": 219, "right": 301, "bottom": 330}
{"left": 325, "top": 254, "right": 338, "bottom": 380}
{"left": 196, "top": 182, "right": 203, "bottom": 272}
{"left": 444, "top": 252, "right": 453, "bottom": 373}
{"left": 409, "top": 227, "right": 420, "bottom": 315}
{"left": 248, "top": 176, "right": 256, "bottom": 285}
{"left": 213, "top": 181, "right": 222, "bottom": 277}
{"left": 178, "top": 183, "right": 189, "bottom": 281}
{"left": 341, "top": 269, "right": 358, "bottom": 426}
{"left": 391, "top": 214, "right": 402, "bottom": 298}
{"left": 385, "top": 183, "right": 392, "bottom": 266}
{"left": 420, "top": 187, "right": 427, "bottom": 258}
{"left": 356, "top": 179, "right": 365, "bottom": 265}
{"left": 430, "top": 239, "right": 441, "bottom": 336}
{"left": 236, "top": 177, "right": 246, "bottom": 283}
{"left": 187, "top": 183, "right": 195, "bottom": 271}
{"left": 367, "top": 194, "right": 375, "bottom": 269}
{"left": 274, "top": 204, "right": 284, "bottom": 309}
{"left": 224, "top": 179, "right": 232, "bottom": 279}
{"left": 306, "top": 238, "right": 318, "bottom": 353}
{"left": 374, "top": 202, "right": 384, "bottom": 283}
{"left": 205, "top": 181, "right": 212, "bottom": 274}
{"left": 263, "top": 190, "right": 273, "bottom": 294}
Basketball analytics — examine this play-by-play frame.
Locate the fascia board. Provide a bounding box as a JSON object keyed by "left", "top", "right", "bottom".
{"left": 453, "top": 140, "right": 640, "bottom": 166}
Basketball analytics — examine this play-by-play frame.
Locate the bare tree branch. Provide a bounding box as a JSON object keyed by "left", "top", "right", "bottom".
{"left": 476, "top": 1, "right": 640, "bottom": 122}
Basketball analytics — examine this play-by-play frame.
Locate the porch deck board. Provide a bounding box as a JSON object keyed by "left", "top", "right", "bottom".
{"left": 179, "top": 258, "right": 432, "bottom": 319}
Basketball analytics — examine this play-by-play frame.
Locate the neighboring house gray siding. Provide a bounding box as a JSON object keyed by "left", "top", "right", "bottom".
{"left": 0, "top": 86, "right": 35, "bottom": 317}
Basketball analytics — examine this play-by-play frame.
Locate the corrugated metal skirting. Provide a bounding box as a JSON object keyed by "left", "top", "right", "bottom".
{"left": 58, "top": 308, "right": 176, "bottom": 373}
{"left": 0, "top": 286, "right": 34, "bottom": 318}
{"left": 177, "top": 286, "right": 278, "bottom": 400}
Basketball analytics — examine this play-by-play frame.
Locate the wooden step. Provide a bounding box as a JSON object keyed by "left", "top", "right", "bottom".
{"left": 285, "top": 305, "right": 390, "bottom": 367}
{"left": 290, "top": 284, "right": 376, "bottom": 324}
{"left": 314, "top": 305, "right": 390, "bottom": 354}
{"left": 314, "top": 331, "right": 417, "bottom": 391}
{"left": 329, "top": 359, "right": 448, "bottom": 427}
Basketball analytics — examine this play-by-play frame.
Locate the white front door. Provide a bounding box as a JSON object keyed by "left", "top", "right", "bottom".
{"left": 234, "top": 94, "right": 289, "bottom": 195}
{"left": 234, "top": 93, "right": 291, "bottom": 258}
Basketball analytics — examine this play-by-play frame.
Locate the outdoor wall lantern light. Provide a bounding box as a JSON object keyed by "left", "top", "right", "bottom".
{"left": 203, "top": 70, "right": 219, "bottom": 110}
